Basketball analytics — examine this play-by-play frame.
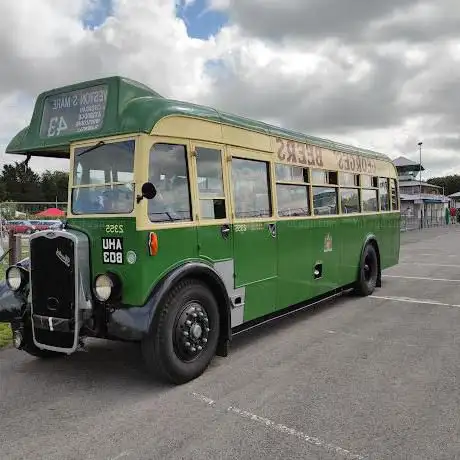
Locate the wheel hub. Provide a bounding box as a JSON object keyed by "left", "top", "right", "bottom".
{"left": 174, "top": 302, "right": 210, "bottom": 361}
{"left": 363, "top": 255, "right": 374, "bottom": 282}
{"left": 190, "top": 323, "right": 203, "bottom": 339}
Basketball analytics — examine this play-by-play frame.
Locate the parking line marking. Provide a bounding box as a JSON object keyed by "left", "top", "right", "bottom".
{"left": 400, "top": 254, "right": 458, "bottom": 260}
{"left": 371, "top": 295, "right": 460, "bottom": 309}
{"left": 191, "top": 393, "right": 365, "bottom": 460}
{"left": 323, "top": 329, "right": 418, "bottom": 347}
{"left": 398, "top": 262, "right": 460, "bottom": 268}
{"left": 191, "top": 393, "right": 215, "bottom": 406}
{"left": 109, "top": 452, "right": 130, "bottom": 460}
{"left": 383, "top": 275, "right": 460, "bottom": 282}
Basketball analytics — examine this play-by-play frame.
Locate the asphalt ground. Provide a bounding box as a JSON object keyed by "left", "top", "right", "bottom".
{"left": 1, "top": 226, "right": 460, "bottom": 460}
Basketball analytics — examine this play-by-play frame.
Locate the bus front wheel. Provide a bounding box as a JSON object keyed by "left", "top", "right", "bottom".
{"left": 141, "top": 278, "right": 220, "bottom": 385}
{"left": 354, "top": 243, "right": 379, "bottom": 296}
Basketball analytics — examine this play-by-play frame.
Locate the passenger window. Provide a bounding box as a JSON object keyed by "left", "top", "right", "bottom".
{"left": 361, "top": 175, "right": 371, "bottom": 188}
{"left": 275, "top": 164, "right": 309, "bottom": 217}
{"left": 277, "top": 184, "right": 309, "bottom": 217}
{"left": 390, "top": 179, "right": 399, "bottom": 210}
{"left": 328, "top": 171, "right": 338, "bottom": 185}
{"left": 362, "top": 189, "right": 378, "bottom": 212}
{"left": 313, "top": 187, "right": 338, "bottom": 215}
{"left": 196, "top": 147, "right": 226, "bottom": 219}
{"left": 311, "top": 169, "right": 327, "bottom": 184}
{"left": 275, "top": 164, "right": 308, "bottom": 183}
{"left": 232, "top": 158, "right": 272, "bottom": 218}
{"left": 148, "top": 143, "right": 192, "bottom": 222}
{"left": 379, "top": 178, "right": 390, "bottom": 211}
{"left": 340, "top": 188, "right": 360, "bottom": 214}
{"left": 340, "top": 172, "right": 359, "bottom": 186}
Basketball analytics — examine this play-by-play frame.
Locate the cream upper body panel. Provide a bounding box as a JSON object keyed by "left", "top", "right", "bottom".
{"left": 150, "top": 115, "right": 397, "bottom": 179}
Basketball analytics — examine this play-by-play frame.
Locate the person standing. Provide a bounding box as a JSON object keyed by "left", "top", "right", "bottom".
{"left": 450, "top": 206, "right": 456, "bottom": 224}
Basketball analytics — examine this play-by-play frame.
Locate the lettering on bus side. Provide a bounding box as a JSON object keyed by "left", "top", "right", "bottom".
{"left": 275, "top": 137, "right": 377, "bottom": 174}
{"left": 276, "top": 138, "right": 323, "bottom": 167}
{"left": 102, "top": 237, "right": 124, "bottom": 264}
{"left": 333, "top": 151, "right": 376, "bottom": 175}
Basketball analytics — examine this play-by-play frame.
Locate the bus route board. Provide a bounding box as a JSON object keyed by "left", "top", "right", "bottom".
{"left": 39, "top": 84, "right": 108, "bottom": 138}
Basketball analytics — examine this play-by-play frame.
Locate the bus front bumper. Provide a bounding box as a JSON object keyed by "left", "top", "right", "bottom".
{"left": 0, "top": 278, "right": 153, "bottom": 343}
{"left": 0, "top": 281, "right": 24, "bottom": 323}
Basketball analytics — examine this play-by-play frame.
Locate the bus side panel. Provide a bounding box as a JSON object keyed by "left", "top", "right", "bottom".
{"left": 339, "top": 212, "right": 400, "bottom": 287}
{"left": 232, "top": 221, "right": 277, "bottom": 322}
{"left": 378, "top": 212, "right": 401, "bottom": 270}
{"left": 140, "top": 227, "right": 199, "bottom": 304}
{"left": 68, "top": 217, "right": 156, "bottom": 306}
{"left": 275, "top": 218, "right": 341, "bottom": 312}
{"left": 69, "top": 218, "right": 199, "bottom": 306}
{"left": 337, "top": 215, "right": 364, "bottom": 286}
{"left": 197, "top": 224, "right": 233, "bottom": 263}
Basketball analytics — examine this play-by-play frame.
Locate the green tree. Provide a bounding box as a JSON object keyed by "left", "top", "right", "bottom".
{"left": 40, "top": 170, "right": 69, "bottom": 202}
{"left": 427, "top": 175, "right": 460, "bottom": 196}
{"left": 0, "top": 162, "right": 43, "bottom": 202}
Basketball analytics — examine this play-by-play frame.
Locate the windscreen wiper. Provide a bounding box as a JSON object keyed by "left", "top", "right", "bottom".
{"left": 76, "top": 140, "right": 105, "bottom": 157}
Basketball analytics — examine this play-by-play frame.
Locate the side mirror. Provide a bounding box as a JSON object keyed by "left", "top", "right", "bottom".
{"left": 136, "top": 182, "right": 157, "bottom": 203}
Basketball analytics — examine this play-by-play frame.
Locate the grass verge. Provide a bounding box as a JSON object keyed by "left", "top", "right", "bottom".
{"left": 0, "top": 259, "right": 10, "bottom": 348}
{"left": 0, "top": 323, "right": 12, "bottom": 348}
{"left": 0, "top": 238, "right": 29, "bottom": 349}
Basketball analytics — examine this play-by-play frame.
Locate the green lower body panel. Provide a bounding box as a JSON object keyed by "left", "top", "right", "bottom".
{"left": 68, "top": 213, "right": 400, "bottom": 330}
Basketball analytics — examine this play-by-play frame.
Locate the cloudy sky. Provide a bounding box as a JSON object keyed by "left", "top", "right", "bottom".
{"left": 1, "top": 0, "right": 459, "bottom": 179}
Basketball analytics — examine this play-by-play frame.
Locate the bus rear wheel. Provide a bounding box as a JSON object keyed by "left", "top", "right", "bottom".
{"left": 141, "top": 278, "right": 220, "bottom": 385}
{"left": 354, "top": 243, "right": 379, "bottom": 296}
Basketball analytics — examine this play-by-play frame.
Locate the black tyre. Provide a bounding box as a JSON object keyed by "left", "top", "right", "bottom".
{"left": 354, "top": 243, "right": 379, "bottom": 296}
{"left": 141, "top": 278, "right": 220, "bottom": 385}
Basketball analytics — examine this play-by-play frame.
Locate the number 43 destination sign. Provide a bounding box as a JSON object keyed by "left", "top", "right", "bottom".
{"left": 40, "top": 85, "right": 108, "bottom": 138}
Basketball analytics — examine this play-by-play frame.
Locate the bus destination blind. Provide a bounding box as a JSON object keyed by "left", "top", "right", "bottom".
{"left": 40, "top": 85, "right": 108, "bottom": 138}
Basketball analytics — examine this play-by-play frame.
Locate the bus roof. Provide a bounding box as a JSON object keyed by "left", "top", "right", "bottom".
{"left": 6, "top": 76, "right": 391, "bottom": 162}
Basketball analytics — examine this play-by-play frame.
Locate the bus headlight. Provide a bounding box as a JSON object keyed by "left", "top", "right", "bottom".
{"left": 6, "top": 266, "right": 28, "bottom": 292}
{"left": 94, "top": 273, "right": 121, "bottom": 302}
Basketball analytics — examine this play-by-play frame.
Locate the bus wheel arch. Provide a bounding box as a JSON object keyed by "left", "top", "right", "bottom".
{"left": 193, "top": 270, "right": 231, "bottom": 358}
{"left": 141, "top": 263, "right": 232, "bottom": 384}
{"left": 354, "top": 236, "right": 381, "bottom": 296}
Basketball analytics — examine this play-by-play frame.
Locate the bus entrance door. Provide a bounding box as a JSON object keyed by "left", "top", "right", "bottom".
{"left": 193, "top": 142, "right": 234, "bottom": 279}
{"left": 229, "top": 157, "right": 278, "bottom": 323}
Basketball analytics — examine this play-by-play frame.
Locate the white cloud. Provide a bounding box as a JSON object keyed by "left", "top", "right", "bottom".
{"left": 0, "top": 0, "right": 218, "bottom": 173}
{"left": 0, "top": 0, "right": 459, "bottom": 182}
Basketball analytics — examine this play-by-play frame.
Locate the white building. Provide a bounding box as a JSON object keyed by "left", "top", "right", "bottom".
{"left": 393, "top": 156, "right": 449, "bottom": 228}
{"left": 448, "top": 191, "right": 460, "bottom": 209}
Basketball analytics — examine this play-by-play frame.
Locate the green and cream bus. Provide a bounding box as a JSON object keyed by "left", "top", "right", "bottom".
{"left": 0, "top": 76, "right": 400, "bottom": 384}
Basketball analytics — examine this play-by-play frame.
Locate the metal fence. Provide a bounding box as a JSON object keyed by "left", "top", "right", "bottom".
{"left": 0, "top": 202, "right": 456, "bottom": 267}
{"left": 0, "top": 201, "right": 67, "bottom": 220}
{"left": 400, "top": 215, "right": 452, "bottom": 232}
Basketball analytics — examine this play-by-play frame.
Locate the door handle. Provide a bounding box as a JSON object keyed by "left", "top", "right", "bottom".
{"left": 221, "top": 224, "right": 230, "bottom": 239}
{"left": 268, "top": 223, "right": 276, "bottom": 238}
